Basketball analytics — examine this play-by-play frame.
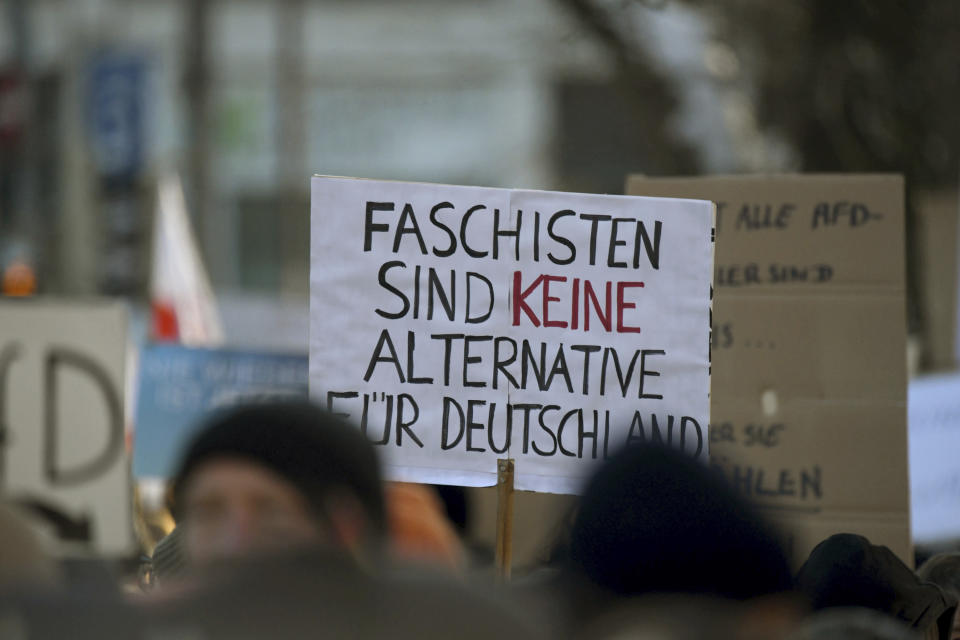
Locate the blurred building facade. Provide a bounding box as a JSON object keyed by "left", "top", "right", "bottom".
{"left": 2, "top": 0, "right": 745, "bottom": 296}
{"left": 1, "top": 0, "right": 957, "bottom": 366}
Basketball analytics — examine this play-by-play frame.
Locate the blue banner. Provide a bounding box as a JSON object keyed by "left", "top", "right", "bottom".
{"left": 134, "top": 344, "right": 308, "bottom": 478}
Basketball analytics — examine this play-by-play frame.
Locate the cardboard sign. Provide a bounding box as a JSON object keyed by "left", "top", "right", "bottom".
{"left": 908, "top": 372, "right": 960, "bottom": 545}
{"left": 133, "top": 344, "right": 309, "bottom": 478}
{"left": 0, "top": 300, "right": 133, "bottom": 555}
{"left": 310, "top": 176, "right": 714, "bottom": 493}
{"left": 626, "top": 174, "right": 910, "bottom": 564}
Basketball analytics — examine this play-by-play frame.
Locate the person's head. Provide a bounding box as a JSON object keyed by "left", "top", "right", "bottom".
{"left": 0, "top": 503, "right": 60, "bottom": 591}
{"left": 919, "top": 553, "right": 960, "bottom": 600}
{"left": 567, "top": 443, "right": 793, "bottom": 600}
{"left": 787, "top": 607, "right": 923, "bottom": 640}
{"left": 385, "top": 483, "right": 464, "bottom": 571}
{"left": 918, "top": 553, "right": 960, "bottom": 640}
{"left": 171, "top": 401, "right": 386, "bottom": 567}
{"left": 796, "top": 534, "right": 958, "bottom": 640}
{"left": 580, "top": 594, "right": 802, "bottom": 640}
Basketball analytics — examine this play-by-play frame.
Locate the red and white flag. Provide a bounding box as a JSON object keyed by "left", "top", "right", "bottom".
{"left": 149, "top": 173, "right": 224, "bottom": 345}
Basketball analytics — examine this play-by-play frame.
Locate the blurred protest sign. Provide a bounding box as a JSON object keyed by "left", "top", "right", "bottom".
{"left": 0, "top": 300, "right": 133, "bottom": 555}
{"left": 87, "top": 50, "right": 150, "bottom": 295}
{"left": 626, "top": 174, "right": 910, "bottom": 564}
{"left": 87, "top": 50, "right": 146, "bottom": 181}
{"left": 909, "top": 371, "right": 960, "bottom": 546}
{"left": 310, "top": 176, "right": 713, "bottom": 494}
{"left": 133, "top": 344, "right": 308, "bottom": 478}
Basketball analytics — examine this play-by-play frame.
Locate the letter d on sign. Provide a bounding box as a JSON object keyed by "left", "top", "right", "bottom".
{"left": 441, "top": 397, "right": 466, "bottom": 450}
{"left": 44, "top": 348, "right": 123, "bottom": 486}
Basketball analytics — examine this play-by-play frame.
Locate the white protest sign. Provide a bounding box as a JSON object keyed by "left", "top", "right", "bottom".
{"left": 909, "top": 372, "right": 960, "bottom": 545}
{"left": 310, "top": 177, "right": 713, "bottom": 493}
{"left": 0, "top": 300, "right": 133, "bottom": 555}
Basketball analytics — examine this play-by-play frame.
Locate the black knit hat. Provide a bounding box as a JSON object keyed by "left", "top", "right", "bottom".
{"left": 796, "top": 533, "right": 958, "bottom": 640}
{"left": 171, "top": 401, "right": 386, "bottom": 535}
{"left": 568, "top": 443, "right": 793, "bottom": 600}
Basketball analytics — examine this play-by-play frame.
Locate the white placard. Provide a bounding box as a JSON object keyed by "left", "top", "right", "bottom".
{"left": 909, "top": 372, "right": 960, "bottom": 545}
{"left": 0, "top": 300, "right": 133, "bottom": 554}
{"left": 310, "top": 177, "right": 713, "bottom": 493}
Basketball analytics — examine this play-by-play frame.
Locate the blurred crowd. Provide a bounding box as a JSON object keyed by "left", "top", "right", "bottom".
{"left": 0, "top": 400, "right": 957, "bottom": 640}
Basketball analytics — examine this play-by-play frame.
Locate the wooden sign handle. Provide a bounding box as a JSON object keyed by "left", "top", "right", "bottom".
{"left": 495, "top": 458, "right": 515, "bottom": 581}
